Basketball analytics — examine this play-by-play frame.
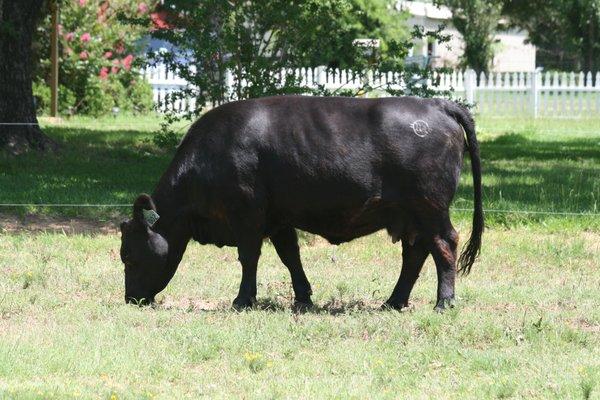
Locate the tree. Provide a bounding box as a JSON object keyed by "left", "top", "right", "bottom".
{"left": 0, "top": 0, "right": 56, "bottom": 154}
{"left": 434, "top": 0, "right": 503, "bottom": 74}
{"left": 502, "top": 0, "right": 600, "bottom": 73}
{"left": 304, "top": 0, "right": 410, "bottom": 68}
{"left": 142, "top": 0, "right": 448, "bottom": 147}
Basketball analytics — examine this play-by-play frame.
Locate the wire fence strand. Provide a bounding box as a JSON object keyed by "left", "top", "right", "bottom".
{"left": 0, "top": 203, "right": 599, "bottom": 216}
{"left": 0, "top": 203, "right": 130, "bottom": 207}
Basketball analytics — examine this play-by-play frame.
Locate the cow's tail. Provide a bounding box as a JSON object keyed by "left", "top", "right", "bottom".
{"left": 443, "top": 100, "right": 484, "bottom": 275}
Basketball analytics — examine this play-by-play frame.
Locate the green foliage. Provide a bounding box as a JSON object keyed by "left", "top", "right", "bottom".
{"left": 80, "top": 75, "right": 117, "bottom": 117}
{"left": 435, "top": 0, "right": 503, "bottom": 74}
{"left": 143, "top": 0, "right": 449, "bottom": 148}
{"left": 502, "top": 0, "right": 600, "bottom": 72}
{"left": 129, "top": 78, "right": 155, "bottom": 114}
{"left": 32, "top": 79, "right": 76, "bottom": 114}
{"left": 34, "top": 0, "right": 156, "bottom": 116}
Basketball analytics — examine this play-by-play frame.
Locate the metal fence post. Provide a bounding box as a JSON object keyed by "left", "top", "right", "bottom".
{"left": 531, "top": 69, "right": 540, "bottom": 118}
{"left": 464, "top": 69, "right": 476, "bottom": 106}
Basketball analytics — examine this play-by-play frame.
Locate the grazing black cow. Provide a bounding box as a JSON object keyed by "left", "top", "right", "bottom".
{"left": 120, "top": 95, "right": 483, "bottom": 311}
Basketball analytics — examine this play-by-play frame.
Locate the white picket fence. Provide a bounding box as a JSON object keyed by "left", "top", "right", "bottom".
{"left": 143, "top": 65, "right": 600, "bottom": 117}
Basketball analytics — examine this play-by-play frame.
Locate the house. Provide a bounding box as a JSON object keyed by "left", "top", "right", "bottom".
{"left": 398, "top": 1, "right": 536, "bottom": 71}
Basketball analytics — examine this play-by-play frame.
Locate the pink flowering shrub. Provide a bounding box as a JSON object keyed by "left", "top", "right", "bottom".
{"left": 80, "top": 32, "right": 91, "bottom": 42}
{"left": 35, "top": 0, "right": 157, "bottom": 115}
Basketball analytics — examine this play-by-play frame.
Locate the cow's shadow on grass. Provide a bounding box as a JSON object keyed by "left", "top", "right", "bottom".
{"left": 161, "top": 297, "right": 401, "bottom": 315}
{"left": 254, "top": 297, "right": 382, "bottom": 315}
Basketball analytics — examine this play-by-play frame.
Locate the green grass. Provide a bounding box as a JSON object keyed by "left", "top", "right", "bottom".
{"left": 0, "top": 228, "right": 598, "bottom": 399}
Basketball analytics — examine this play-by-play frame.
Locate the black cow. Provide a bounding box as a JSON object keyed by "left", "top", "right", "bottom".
{"left": 120, "top": 95, "right": 483, "bottom": 311}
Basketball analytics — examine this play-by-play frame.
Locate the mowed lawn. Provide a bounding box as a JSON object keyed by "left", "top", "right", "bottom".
{"left": 0, "top": 115, "right": 599, "bottom": 399}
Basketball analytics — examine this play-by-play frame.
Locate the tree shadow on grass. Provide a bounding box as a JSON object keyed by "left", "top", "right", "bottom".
{"left": 0, "top": 127, "right": 174, "bottom": 220}
{"left": 482, "top": 133, "right": 600, "bottom": 161}
{"left": 454, "top": 133, "right": 600, "bottom": 220}
{"left": 2, "top": 126, "right": 599, "bottom": 225}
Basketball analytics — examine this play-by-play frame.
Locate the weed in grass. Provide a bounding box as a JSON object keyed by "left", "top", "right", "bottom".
{"left": 243, "top": 351, "right": 271, "bottom": 373}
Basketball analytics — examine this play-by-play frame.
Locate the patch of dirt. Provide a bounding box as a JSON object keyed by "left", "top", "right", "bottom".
{"left": 159, "top": 297, "right": 226, "bottom": 312}
{"left": 0, "top": 214, "right": 118, "bottom": 235}
{"left": 570, "top": 318, "right": 600, "bottom": 333}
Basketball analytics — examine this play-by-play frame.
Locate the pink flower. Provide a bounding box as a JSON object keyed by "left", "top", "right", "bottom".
{"left": 79, "top": 0, "right": 86, "bottom": 6}
{"left": 79, "top": 51, "right": 89, "bottom": 60}
{"left": 103, "top": 51, "right": 113, "bottom": 59}
{"left": 150, "top": 11, "right": 172, "bottom": 30}
{"left": 111, "top": 59, "right": 120, "bottom": 74}
{"left": 115, "top": 42, "right": 125, "bottom": 54}
{"left": 64, "top": 32, "right": 75, "bottom": 42}
{"left": 122, "top": 54, "right": 134, "bottom": 71}
{"left": 99, "top": 67, "right": 109, "bottom": 79}
{"left": 97, "top": 1, "right": 109, "bottom": 21}
{"left": 137, "top": 2, "right": 149, "bottom": 14}
{"left": 80, "top": 32, "right": 91, "bottom": 43}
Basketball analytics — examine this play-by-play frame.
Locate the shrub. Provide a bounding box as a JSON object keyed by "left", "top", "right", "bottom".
{"left": 128, "top": 79, "right": 155, "bottom": 114}
{"left": 35, "top": 0, "right": 157, "bottom": 116}
{"left": 32, "top": 79, "right": 76, "bottom": 115}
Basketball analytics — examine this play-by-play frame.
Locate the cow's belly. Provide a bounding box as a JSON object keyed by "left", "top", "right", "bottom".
{"left": 283, "top": 198, "right": 405, "bottom": 244}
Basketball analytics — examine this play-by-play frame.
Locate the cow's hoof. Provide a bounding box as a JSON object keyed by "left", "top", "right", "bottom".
{"left": 232, "top": 296, "right": 256, "bottom": 310}
{"left": 292, "top": 299, "right": 314, "bottom": 313}
{"left": 381, "top": 300, "right": 411, "bottom": 311}
{"left": 434, "top": 298, "right": 455, "bottom": 313}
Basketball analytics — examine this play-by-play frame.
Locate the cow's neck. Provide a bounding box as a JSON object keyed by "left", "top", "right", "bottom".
{"left": 151, "top": 182, "right": 193, "bottom": 274}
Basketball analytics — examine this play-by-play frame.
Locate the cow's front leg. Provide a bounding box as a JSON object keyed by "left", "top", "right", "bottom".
{"left": 270, "top": 227, "right": 313, "bottom": 308}
{"left": 233, "top": 236, "right": 263, "bottom": 310}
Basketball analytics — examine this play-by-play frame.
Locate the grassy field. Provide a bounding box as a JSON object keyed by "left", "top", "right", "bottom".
{"left": 0, "top": 227, "right": 598, "bottom": 399}
{"left": 0, "top": 114, "right": 599, "bottom": 399}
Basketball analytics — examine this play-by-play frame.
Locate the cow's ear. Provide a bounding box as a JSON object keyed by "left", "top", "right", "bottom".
{"left": 133, "top": 194, "right": 159, "bottom": 227}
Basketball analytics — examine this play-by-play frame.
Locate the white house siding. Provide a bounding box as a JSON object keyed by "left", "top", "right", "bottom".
{"left": 492, "top": 31, "right": 536, "bottom": 72}
{"left": 399, "top": 1, "right": 536, "bottom": 72}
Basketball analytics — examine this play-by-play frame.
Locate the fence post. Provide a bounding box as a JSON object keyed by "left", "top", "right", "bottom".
{"left": 224, "top": 69, "right": 234, "bottom": 101}
{"left": 464, "top": 69, "right": 476, "bottom": 106}
{"left": 314, "top": 66, "right": 327, "bottom": 88}
{"left": 530, "top": 69, "right": 540, "bottom": 118}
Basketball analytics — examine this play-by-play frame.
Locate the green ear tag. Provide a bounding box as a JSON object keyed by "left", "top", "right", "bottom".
{"left": 142, "top": 209, "right": 160, "bottom": 226}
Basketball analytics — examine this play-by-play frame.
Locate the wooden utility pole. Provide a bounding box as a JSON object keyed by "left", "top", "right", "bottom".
{"left": 50, "top": 0, "right": 59, "bottom": 117}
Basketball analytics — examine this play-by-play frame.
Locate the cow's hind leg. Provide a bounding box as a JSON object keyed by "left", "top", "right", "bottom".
{"left": 430, "top": 221, "right": 459, "bottom": 312}
{"left": 384, "top": 238, "right": 429, "bottom": 310}
{"left": 270, "top": 227, "right": 313, "bottom": 307}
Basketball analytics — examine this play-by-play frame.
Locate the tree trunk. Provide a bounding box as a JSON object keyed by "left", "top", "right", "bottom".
{"left": 0, "top": 0, "right": 57, "bottom": 154}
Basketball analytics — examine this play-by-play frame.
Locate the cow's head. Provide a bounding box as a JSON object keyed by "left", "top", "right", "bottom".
{"left": 119, "top": 194, "right": 170, "bottom": 305}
